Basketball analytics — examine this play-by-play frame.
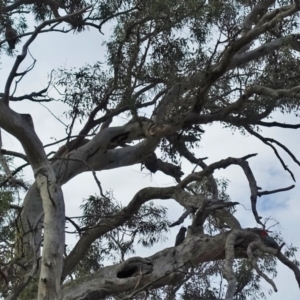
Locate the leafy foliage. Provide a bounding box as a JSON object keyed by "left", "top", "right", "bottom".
{"left": 69, "top": 193, "right": 170, "bottom": 278}
{"left": 0, "top": 161, "right": 24, "bottom": 298}
{"left": 1, "top": 0, "right": 300, "bottom": 299}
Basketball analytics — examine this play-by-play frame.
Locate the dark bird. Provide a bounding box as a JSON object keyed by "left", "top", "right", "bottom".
{"left": 175, "top": 227, "right": 187, "bottom": 246}
{"left": 5, "top": 20, "right": 18, "bottom": 50}
{"left": 144, "top": 152, "right": 158, "bottom": 173}
{"left": 259, "top": 230, "right": 279, "bottom": 249}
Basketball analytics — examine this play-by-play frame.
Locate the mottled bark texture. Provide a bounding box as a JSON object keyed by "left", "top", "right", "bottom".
{"left": 0, "top": 101, "right": 65, "bottom": 300}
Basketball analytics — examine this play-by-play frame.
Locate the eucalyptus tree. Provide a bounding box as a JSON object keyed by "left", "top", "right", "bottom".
{"left": 0, "top": 0, "right": 300, "bottom": 299}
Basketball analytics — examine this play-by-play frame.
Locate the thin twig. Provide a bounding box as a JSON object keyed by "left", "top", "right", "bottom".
{"left": 3, "top": 5, "right": 92, "bottom": 105}
{"left": 54, "top": 157, "right": 108, "bottom": 200}
{"left": 245, "top": 126, "right": 296, "bottom": 181}
{"left": 66, "top": 216, "right": 82, "bottom": 236}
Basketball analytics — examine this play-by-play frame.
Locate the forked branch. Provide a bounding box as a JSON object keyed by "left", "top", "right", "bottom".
{"left": 3, "top": 5, "right": 92, "bottom": 105}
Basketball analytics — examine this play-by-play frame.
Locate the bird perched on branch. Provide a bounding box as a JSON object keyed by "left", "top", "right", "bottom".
{"left": 259, "top": 229, "right": 279, "bottom": 249}
{"left": 175, "top": 227, "right": 187, "bottom": 246}
{"left": 5, "top": 20, "right": 18, "bottom": 50}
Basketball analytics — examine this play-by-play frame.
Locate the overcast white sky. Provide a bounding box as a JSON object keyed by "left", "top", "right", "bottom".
{"left": 1, "top": 15, "right": 300, "bottom": 300}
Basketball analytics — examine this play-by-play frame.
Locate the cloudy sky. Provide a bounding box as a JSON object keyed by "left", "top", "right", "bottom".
{"left": 1, "top": 14, "right": 300, "bottom": 300}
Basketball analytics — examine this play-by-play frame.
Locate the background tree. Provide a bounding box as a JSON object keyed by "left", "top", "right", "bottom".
{"left": 0, "top": 0, "right": 300, "bottom": 299}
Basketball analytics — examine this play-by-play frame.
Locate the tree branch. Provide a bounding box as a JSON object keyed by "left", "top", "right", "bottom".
{"left": 258, "top": 185, "right": 295, "bottom": 196}
{"left": 3, "top": 5, "right": 92, "bottom": 105}
{"left": 257, "top": 121, "right": 300, "bottom": 128}
{"left": 247, "top": 240, "right": 278, "bottom": 292}
{"left": 59, "top": 229, "right": 279, "bottom": 300}
{"left": 277, "top": 252, "right": 300, "bottom": 288}
{"left": 245, "top": 126, "right": 296, "bottom": 181}
{"left": 1, "top": 149, "right": 28, "bottom": 162}
{"left": 62, "top": 186, "right": 175, "bottom": 280}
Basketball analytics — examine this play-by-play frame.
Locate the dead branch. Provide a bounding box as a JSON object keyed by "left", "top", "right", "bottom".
{"left": 258, "top": 185, "right": 295, "bottom": 196}
{"left": 257, "top": 121, "right": 300, "bottom": 128}
{"left": 1, "top": 149, "right": 28, "bottom": 162}
{"left": 277, "top": 251, "right": 300, "bottom": 288}
{"left": 245, "top": 126, "right": 296, "bottom": 181}
{"left": 169, "top": 207, "right": 195, "bottom": 227}
{"left": 178, "top": 154, "right": 262, "bottom": 225}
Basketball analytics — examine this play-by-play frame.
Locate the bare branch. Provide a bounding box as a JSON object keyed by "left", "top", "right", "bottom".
{"left": 277, "top": 252, "right": 300, "bottom": 288}
{"left": 3, "top": 5, "right": 92, "bottom": 105}
{"left": 257, "top": 121, "right": 300, "bottom": 128}
{"left": 178, "top": 154, "right": 262, "bottom": 225}
{"left": 1, "top": 149, "right": 28, "bottom": 162}
{"left": 0, "top": 88, "right": 51, "bottom": 102}
{"left": 56, "top": 157, "right": 108, "bottom": 200}
{"left": 66, "top": 217, "right": 82, "bottom": 237}
{"left": 245, "top": 126, "right": 296, "bottom": 181}
{"left": 0, "top": 162, "right": 29, "bottom": 188}
{"left": 169, "top": 207, "right": 194, "bottom": 227}
{"left": 258, "top": 185, "right": 295, "bottom": 196}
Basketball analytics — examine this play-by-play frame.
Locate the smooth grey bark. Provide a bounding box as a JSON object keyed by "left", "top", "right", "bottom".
{"left": 57, "top": 229, "right": 284, "bottom": 300}
{"left": 59, "top": 232, "right": 230, "bottom": 300}
{"left": 20, "top": 120, "right": 160, "bottom": 260}
{"left": 0, "top": 102, "right": 65, "bottom": 299}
